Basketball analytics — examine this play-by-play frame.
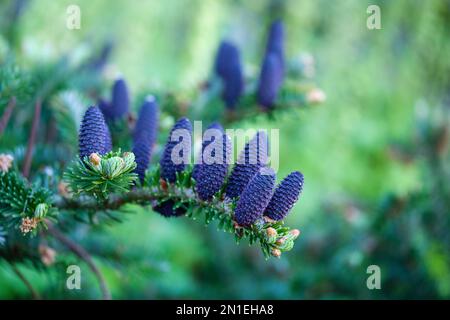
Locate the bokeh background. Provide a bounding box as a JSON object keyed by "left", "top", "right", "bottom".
{"left": 1, "top": 0, "right": 450, "bottom": 299}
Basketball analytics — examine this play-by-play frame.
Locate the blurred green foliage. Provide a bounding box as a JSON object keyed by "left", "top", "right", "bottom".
{"left": 1, "top": 0, "right": 450, "bottom": 299}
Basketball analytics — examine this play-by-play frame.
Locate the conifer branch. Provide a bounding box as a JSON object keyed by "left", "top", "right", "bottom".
{"left": 22, "top": 99, "right": 42, "bottom": 179}
{"left": 8, "top": 262, "right": 41, "bottom": 300}
{"left": 45, "top": 221, "right": 112, "bottom": 300}
{"left": 0, "top": 96, "right": 17, "bottom": 136}
{"left": 53, "top": 189, "right": 159, "bottom": 211}
{"left": 57, "top": 166, "right": 301, "bottom": 259}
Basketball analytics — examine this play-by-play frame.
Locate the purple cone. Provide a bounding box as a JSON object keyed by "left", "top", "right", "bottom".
{"left": 214, "top": 41, "right": 244, "bottom": 109}
{"left": 257, "top": 52, "right": 283, "bottom": 108}
{"left": 98, "top": 78, "right": 129, "bottom": 121}
{"left": 234, "top": 168, "right": 276, "bottom": 226}
{"left": 132, "top": 97, "right": 160, "bottom": 182}
{"left": 192, "top": 122, "right": 223, "bottom": 181}
{"left": 265, "top": 20, "right": 285, "bottom": 71}
{"left": 98, "top": 98, "right": 112, "bottom": 120}
{"left": 160, "top": 117, "right": 192, "bottom": 183}
{"left": 264, "top": 171, "right": 304, "bottom": 221}
{"left": 78, "top": 106, "right": 111, "bottom": 158}
{"left": 215, "top": 41, "right": 237, "bottom": 78}
{"left": 193, "top": 123, "right": 231, "bottom": 200}
{"left": 133, "top": 96, "right": 159, "bottom": 142}
{"left": 110, "top": 78, "right": 129, "bottom": 120}
{"left": 225, "top": 131, "right": 269, "bottom": 199}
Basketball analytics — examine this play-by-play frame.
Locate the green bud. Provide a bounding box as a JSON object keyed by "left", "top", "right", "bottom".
{"left": 271, "top": 248, "right": 282, "bottom": 258}
{"left": 265, "top": 227, "right": 278, "bottom": 243}
{"left": 290, "top": 229, "right": 300, "bottom": 240}
{"left": 102, "top": 156, "right": 125, "bottom": 178}
{"left": 122, "top": 152, "right": 136, "bottom": 171}
{"left": 34, "top": 203, "right": 49, "bottom": 218}
{"left": 278, "top": 239, "right": 294, "bottom": 252}
{"left": 89, "top": 153, "right": 101, "bottom": 166}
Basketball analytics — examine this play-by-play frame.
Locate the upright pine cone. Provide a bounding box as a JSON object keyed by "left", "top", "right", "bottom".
{"left": 154, "top": 117, "right": 191, "bottom": 218}
{"left": 214, "top": 41, "right": 244, "bottom": 109}
{"left": 193, "top": 122, "right": 231, "bottom": 200}
{"left": 132, "top": 96, "right": 159, "bottom": 182}
{"left": 215, "top": 41, "right": 237, "bottom": 78}
{"left": 160, "top": 117, "right": 192, "bottom": 183}
{"left": 111, "top": 78, "right": 129, "bottom": 119}
{"left": 225, "top": 131, "right": 269, "bottom": 199}
{"left": 264, "top": 171, "right": 304, "bottom": 221}
{"left": 78, "top": 106, "right": 111, "bottom": 158}
{"left": 98, "top": 78, "right": 130, "bottom": 121}
{"left": 265, "top": 19, "right": 285, "bottom": 72}
{"left": 192, "top": 122, "right": 223, "bottom": 181}
{"left": 257, "top": 20, "right": 285, "bottom": 109}
{"left": 234, "top": 167, "right": 276, "bottom": 226}
{"left": 98, "top": 98, "right": 112, "bottom": 120}
{"left": 257, "top": 52, "right": 283, "bottom": 108}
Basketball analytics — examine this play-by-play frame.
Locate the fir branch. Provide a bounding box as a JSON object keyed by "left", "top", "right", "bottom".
{"left": 8, "top": 262, "right": 41, "bottom": 300}
{"left": 0, "top": 62, "right": 34, "bottom": 106}
{"left": 0, "top": 170, "right": 52, "bottom": 234}
{"left": 63, "top": 151, "right": 138, "bottom": 200}
{"left": 9, "top": 262, "right": 41, "bottom": 300}
{"left": 22, "top": 99, "right": 42, "bottom": 179}
{"left": 45, "top": 221, "right": 112, "bottom": 300}
{"left": 53, "top": 189, "right": 159, "bottom": 211}
{"left": 0, "top": 96, "right": 16, "bottom": 136}
{"left": 222, "top": 81, "right": 322, "bottom": 123}
{"left": 157, "top": 79, "right": 323, "bottom": 126}
{"left": 58, "top": 167, "right": 300, "bottom": 258}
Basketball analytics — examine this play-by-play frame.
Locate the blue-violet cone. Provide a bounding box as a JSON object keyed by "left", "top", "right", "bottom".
{"left": 264, "top": 171, "right": 304, "bottom": 221}
{"left": 110, "top": 77, "right": 129, "bottom": 120}
{"left": 159, "top": 117, "right": 192, "bottom": 183}
{"left": 225, "top": 131, "right": 269, "bottom": 199}
{"left": 214, "top": 41, "right": 244, "bottom": 109}
{"left": 132, "top": 96, "right": 160, "bottom": 182}
{"left": 257, "top": 52, "right": 283, "bottom": 108}
{"left": 194, "top": 123, "right": 231, "bottom": 200}
{"left": 192, "top": 122, "right": 223, "bottom": 181}
{"left": 265, "top": 19, "right": 285, "bottom": 71}
{"left": 234, "top": 167, "right": 276, "bottom": 226}
{"left": 78, "top": 106, "right": 110, "bottom": 158}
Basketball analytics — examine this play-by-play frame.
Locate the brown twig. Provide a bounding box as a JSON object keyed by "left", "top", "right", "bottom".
{"left": 8, "top": 262, "right": 41, "bottom": 300}
{"left": 22, "top": 99, "right": 42, "bottom": 179}
{"left": 54, "top": 189, "right": 163, "bottom": 211}
{"left": 0, "top": 96, "right": 17, "bottom": 136}
{"left": 45, "top": 221, "right": 112, "bottom": 300}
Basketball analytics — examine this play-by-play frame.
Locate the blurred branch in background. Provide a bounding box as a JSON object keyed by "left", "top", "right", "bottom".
{"left": 45, "top": 222, "right": 111, "bottom": 300}
{"left": 8, "top": 261, "right": 41, "bottom": 299}
{"left": 0, "top": 97, "right": 16, "bottom": 136}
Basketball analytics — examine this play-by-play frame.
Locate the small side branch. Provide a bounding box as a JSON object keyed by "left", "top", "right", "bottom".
{"left": 0, "top": 96, "right": 17, "bottom": 136}
{"left": 22, "top": 99, "right": 42, "bottom": 179}
{"left": 45, "top": 222, "right": 112, "bottom": 300}
{"left": 54, "top": 189, "right": 162, "bottom": 211}
{"left": 8, "top": 262, "right": 41, "bottom": 300}
{"left": 53, "top": 176, "right": 299, "bottom": 259}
